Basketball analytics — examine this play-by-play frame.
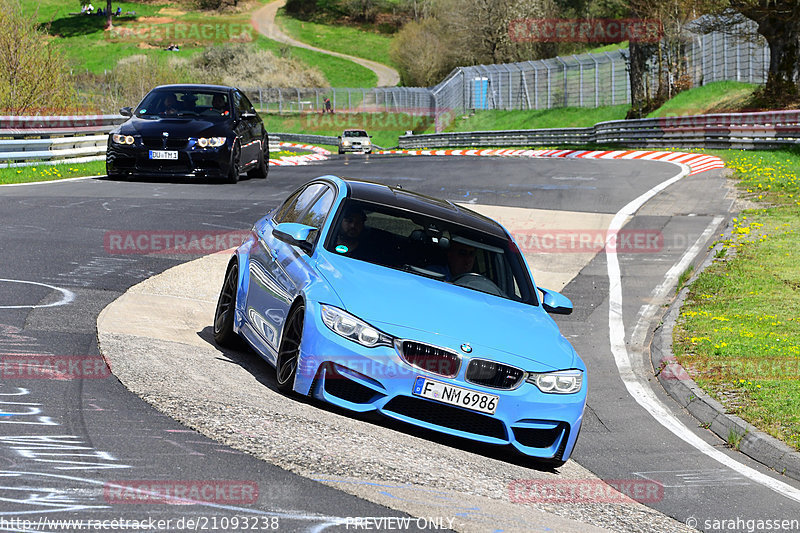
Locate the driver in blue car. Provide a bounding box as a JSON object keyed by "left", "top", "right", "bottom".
{"left": 431, "top": 240, "right": 476, "bottom": 281}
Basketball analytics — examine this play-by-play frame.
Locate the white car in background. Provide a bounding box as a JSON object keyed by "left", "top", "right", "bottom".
{"left": 338, "top": 129, "right": 372, "bottom": 154}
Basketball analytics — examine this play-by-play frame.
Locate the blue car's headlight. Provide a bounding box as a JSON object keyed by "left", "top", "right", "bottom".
{"left": 526, "top": 369, "right": 583, "bottom": 394}
{"left": 320, "top": 305, "right": 393, "bottom": 348}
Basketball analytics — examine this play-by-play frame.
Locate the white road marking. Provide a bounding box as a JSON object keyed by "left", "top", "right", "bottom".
{"left": 0, "top": 176, "right": 101, "bottom": 187}
{"left": 0, "top": 279, "right": 75, "bottom": 309}
{"left": 605, "top": 163, "right": 800, "bottom": 503}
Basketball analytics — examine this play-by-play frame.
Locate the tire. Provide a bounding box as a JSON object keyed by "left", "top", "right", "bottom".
{"left": 247, "top": 137, "right": 269, "bottom": 180}
{"left": 213, "top": 261, "right": 241, "bottom": 347}
{"left": 225, "top": 141, "right": 241, "bottom": 184}
{"left": 276, "top": 303, "right": 304, "bottom": 393}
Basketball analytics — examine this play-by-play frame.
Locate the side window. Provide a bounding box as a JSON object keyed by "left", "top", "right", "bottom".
{"left": 301, "top": 188, "right": 335, "bottom": 233}
{"left": 240, "top": 93, "right": 255, "bottom": 112}
{"left": 273, "top": 184, "right": 326, "bottom": 224}
{"left": 234, "top": 91, "right": 252, "bottom": 115}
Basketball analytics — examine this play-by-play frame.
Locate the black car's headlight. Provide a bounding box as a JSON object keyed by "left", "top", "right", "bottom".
{"left": 320, "top": 305, "right": 393, "bottom": 348}
{"left": 526, "top": 369, "right": 583, "bottom": 394}
{"left": 112, "top": 134, "right": 135, "bottom": 145}
{"left": 196, "top": 137, "right": 226, "bottom": 148}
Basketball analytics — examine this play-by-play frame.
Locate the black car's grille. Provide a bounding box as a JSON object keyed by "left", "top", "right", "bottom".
{"left": 323, "top": 366, "right": 378, "bottom": 404}
{"left": 512, "top": 423, "right": 566, "bottom": 449}
{"left": 142, "top": 137, "right": 189, "bottom": 149}
{"left": 383, "top": 396, "right": 507, "bottom": 440}
{"left": 399, "top": 341, "right": 460, "bottom": 378}
{"left": 465, "top": 359, "right": 525, "bottom": 390}
{"left": 136, "top": 160, "right": 190, "bottom": 173}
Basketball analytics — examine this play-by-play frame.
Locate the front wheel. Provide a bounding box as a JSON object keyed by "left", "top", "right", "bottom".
{"left": 248, "top": 137, "right": 269, "bottom": 179}
{"left": 213, "top": 261, "right": 240, "bottom": 347}
{"left": 276, "top": 304, "right": 304, "bottom": 393}
{"left": 225, "top": 141, "right": 241, "bottom": 184}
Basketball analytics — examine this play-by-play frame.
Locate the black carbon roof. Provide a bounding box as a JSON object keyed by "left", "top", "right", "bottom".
{"left": 343, "top": 178, "right": 507, "bottom": 238}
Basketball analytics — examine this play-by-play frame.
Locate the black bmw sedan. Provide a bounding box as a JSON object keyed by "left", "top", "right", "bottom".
{"left": 106, "top": 84, "right": 268, "bottom": 183}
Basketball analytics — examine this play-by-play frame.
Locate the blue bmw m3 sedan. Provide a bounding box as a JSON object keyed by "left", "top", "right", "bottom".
{"left": 213, "top": 175, "right": 586, "bottom": 466}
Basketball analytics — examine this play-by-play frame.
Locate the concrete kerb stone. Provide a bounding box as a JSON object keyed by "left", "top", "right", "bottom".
{"left": 650, "top": 224, "right": 800, "bottom": 481}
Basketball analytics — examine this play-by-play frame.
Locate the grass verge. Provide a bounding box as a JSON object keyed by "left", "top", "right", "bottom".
{"left": 440, "top": 106, "right": 630, "bottom": 133}
{"left": 673, "top": 149, "right": 800, "bottom": 450}
{"left": 254, "top": 36, "right": 376, "bottom": 88}
{"left": 0, "top": 161, "right": 106, "bottom": 184}
{"left": 648, "top": 81, "right": 760, "bottom": 117}
{"left": 275, "top": 9, "right": 394, "bottom": 68}
{"left": 264, "top": 111, "right": 432, "bottom": 149}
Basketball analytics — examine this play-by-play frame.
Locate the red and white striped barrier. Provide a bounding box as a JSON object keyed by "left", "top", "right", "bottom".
{"left": 268, "top": 142, "right": 331, "bottom": 166}
{"left": 377, "top": 148, "right": 725, "bottom": 175}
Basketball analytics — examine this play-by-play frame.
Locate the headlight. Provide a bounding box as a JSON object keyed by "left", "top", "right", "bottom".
{"left": 112, "top": 134, "right": 135, "bottom": 145}
{"left": 341, "top": 140, "right": 351, "bottom": 146}
{"left": 320, "top": 305, "right": 393, "bottom": 348}
{"left": 526, "top": 369, "right": 583, "bottom": 394}
{"left": 197, "top": 137, "right": 226, "bottom": 148}
{"left": 363, "top": 139, "right": 371, "bottom": 145}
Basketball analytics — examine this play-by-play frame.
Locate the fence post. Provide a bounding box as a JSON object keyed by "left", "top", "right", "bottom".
{"left": 605, "top": 52, "right": 615, "bottom": 105}
{"left": 555, "top": 57, "right": 568, "bottom": 107}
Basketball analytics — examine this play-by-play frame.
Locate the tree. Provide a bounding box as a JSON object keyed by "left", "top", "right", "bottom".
{"left": 0, "top": 0, "right": 75, "bottom": 114}
{"left": 723, "top": 1, "right": 800, "bottom": 101}
{"left": 435, "top": 0, "right": 557, "bottom": 65}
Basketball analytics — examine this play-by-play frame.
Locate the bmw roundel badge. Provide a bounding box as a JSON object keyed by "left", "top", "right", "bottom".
{"left": 460, "top": 343, "right": 472, "bottom": 353}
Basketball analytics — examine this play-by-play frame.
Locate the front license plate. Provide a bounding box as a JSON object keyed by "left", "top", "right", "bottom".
{"left": 413, "top": 377, "right": 499, "bottom": 415}
{"left": 149, "top": 150, "right": 178, "bottom": 160}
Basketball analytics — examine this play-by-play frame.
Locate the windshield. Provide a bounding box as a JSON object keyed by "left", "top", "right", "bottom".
{"left": 324, "top": 200, "right": 537, "bottom": 305}
{"left": 135, "top": 90, "right": 231, "bottom": 119}
{"left": 343, "top": 130, "right": 368, "bottom": 138}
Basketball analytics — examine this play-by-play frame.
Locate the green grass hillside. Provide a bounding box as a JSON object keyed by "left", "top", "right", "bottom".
{"left": 36, "top": 0, "right": 377, "bottom": 87}
{"left": 275, "top": 8, "right": 394, "bottom": 68}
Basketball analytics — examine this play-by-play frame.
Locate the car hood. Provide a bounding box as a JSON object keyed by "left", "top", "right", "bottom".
{"left": 315, "top": 253, "right": 577, "bottom": 370}
{"left": 115, "top": 117, "right": 229, "bottom": 138}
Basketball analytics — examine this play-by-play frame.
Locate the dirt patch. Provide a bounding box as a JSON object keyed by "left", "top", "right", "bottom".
{"left": 135, "top": 16, "right": 177, "bottom": 24}
{"left": 159, "top": 7, "right": 187, "bottom": 16}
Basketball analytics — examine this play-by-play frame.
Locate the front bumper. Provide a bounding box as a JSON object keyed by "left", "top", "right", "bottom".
{"left": 106, "top": 141, "right": 233, "bottom": 179}
{"left": 338, "top": 143, "right": 372, "bottom": 153}
{"left": 295, "top": 302, "right": 586, "bottom": 461}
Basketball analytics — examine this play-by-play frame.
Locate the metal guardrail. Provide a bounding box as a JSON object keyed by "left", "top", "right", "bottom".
{"left": 276, "top": 132, "right": 385, "bottom": 151}
{"left": 0, "top": 115, "right": 125, "bottom": 168}
{"left": 3, "top": 109, "right": 799, "bottom": 168}
{"left": 398, "top": 110, "right": 800, "bottom": 150}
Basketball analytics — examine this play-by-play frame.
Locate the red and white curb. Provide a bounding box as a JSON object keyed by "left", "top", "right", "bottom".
{"left": 268, "top": 142, "right": 331, "bottom": 166}
{"left": 377, "top": 148, "right": 725, "bottom": 175}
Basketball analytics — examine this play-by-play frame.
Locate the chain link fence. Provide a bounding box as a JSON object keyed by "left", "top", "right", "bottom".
{"left": 246, "top": 29, "right": 770, "bottom": 132}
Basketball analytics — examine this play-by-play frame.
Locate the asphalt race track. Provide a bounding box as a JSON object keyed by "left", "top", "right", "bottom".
{"left": 1, "top": 153, "right": 799, "bottom": 532}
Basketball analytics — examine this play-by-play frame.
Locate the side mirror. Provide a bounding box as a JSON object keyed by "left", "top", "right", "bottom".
{"left": 539, "top": 287, "right": 573, "bottom": 315}
{"left": 273, "top": 222, "right": 316, "bottom": 254}
{"left": 120, "top": 107, "right": 132, "bottom": 117}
